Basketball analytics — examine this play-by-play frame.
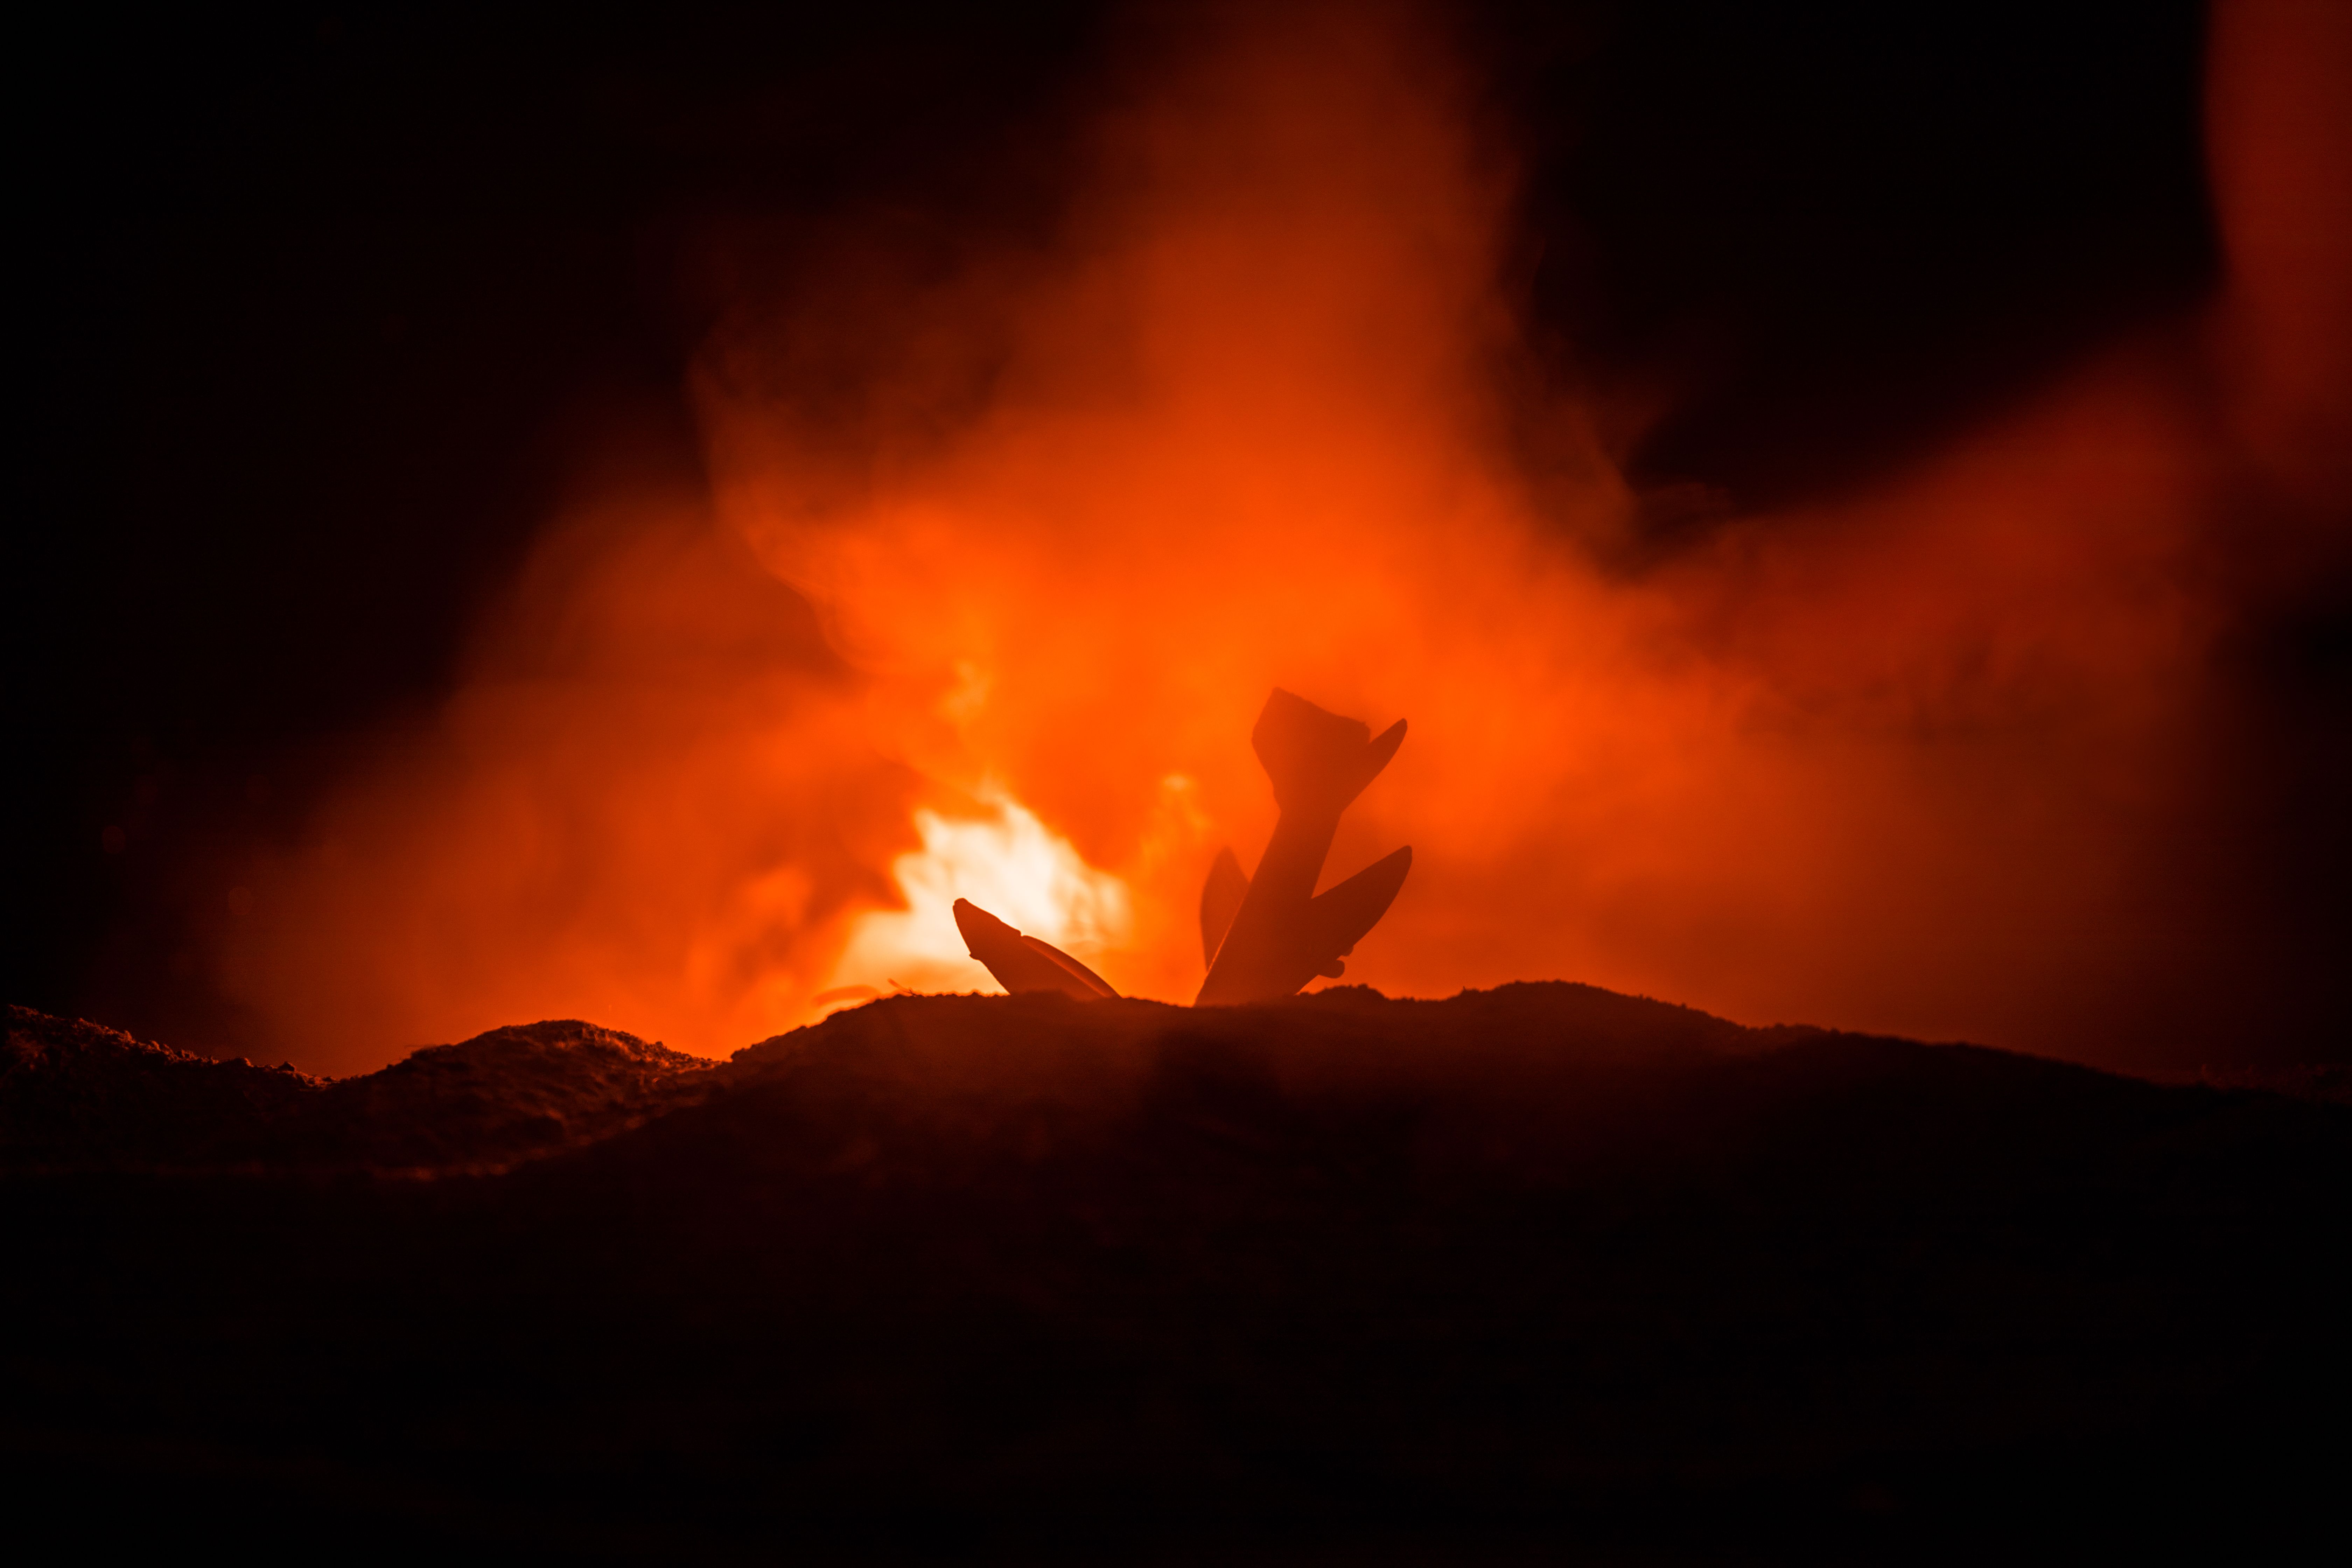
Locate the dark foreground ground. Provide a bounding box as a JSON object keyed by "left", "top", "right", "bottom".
{"left": 4, "top": 987, "right": 2346, "bottom": 1561}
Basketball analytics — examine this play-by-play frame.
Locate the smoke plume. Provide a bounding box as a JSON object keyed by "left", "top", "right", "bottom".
{"left": 219, "top": 1, "right": 2349, "bottom": 1073}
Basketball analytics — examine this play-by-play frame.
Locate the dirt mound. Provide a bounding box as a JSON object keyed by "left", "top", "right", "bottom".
{"left": 2, "top": 1006, "right": 318, "bottom": 1169}
{"left": 5, "top": 986, "right": 2346, "bottom": 1558}
{"left": 2, "top": 1007, "right": 712, "bottom": 1174}
{"left": 270, "top": 1018, "right": 713, "bottom": 1173}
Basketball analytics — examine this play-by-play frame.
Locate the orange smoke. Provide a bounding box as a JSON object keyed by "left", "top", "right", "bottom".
{"left": 217, "top": 1, "right": 2348, "bottom": 1075}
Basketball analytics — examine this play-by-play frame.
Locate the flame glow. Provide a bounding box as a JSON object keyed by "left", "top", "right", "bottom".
{"left": 210, "top": 0, "right": 2348, "bottom": 1074}
{"left": 829, "top": 796, "right": 1132, "bottom": 1000}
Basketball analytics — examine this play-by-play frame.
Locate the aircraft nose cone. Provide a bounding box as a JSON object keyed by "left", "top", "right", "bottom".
{"left": 953, "top": 897, "right": 1010, "bottom": 952}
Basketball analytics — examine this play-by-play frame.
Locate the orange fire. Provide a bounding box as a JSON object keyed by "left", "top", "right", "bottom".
{"left": 216, "top": 1, "right": 2348, "bottom": 1075}
{"left": 830, "top": 793, "right": 1135, "bottom": 1004}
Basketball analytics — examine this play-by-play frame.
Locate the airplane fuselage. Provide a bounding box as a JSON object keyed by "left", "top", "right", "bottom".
{"left": 1196, "top": 689, "right": 1410, "bottom": 1006}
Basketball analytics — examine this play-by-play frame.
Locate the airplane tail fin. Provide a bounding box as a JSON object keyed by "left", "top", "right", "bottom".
{"left": 1250, "top": 688, "right": 1407, "bottom": 814}
{"left": 1305, "top": 845, "right": 1412, "bottom": 977}
{"left": 1199, "top": 846, "right": 1250, "bottom": 968}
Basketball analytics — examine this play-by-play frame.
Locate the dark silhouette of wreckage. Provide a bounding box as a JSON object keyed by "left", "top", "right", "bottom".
{"left": 952, "top": 688, "right": 1411, "bottom": 1005}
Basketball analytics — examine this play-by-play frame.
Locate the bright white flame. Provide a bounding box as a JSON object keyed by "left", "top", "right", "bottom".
{"left": 826, "top": 796, "right": 1131, "bottom": 999}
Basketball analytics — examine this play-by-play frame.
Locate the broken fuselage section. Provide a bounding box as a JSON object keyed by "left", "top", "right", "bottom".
{"left": 949, "top": 688, "right": 1411, "bottom": 1007}
{"left": 1195, "top": 688, "right": 1410, "bottom": 1004}
{"left": 950, "top": 897, "right": 1119, "bottom": 1002}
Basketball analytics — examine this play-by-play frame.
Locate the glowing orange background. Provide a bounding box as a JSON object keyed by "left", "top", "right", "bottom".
{"left": 216, "top": 0, "right": 2350, "bottom": 1075}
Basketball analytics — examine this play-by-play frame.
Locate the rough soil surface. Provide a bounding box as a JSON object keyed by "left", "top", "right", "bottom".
{"left": 4, "top": 986, "right": 2345, "bottom": 1560}
{"left": 2, "top": 1008, "right": 321, "bottom": 1168}
{"left": 4, "top": 1006, "right": 713, "bottom": 1174}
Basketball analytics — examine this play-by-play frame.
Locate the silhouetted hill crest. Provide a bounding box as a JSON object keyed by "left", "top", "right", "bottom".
{"left": 5, "top": 986, "right": 2347, "bottom": 1555}
{"left": 9, "top": 987, "right": 2348, "bottom": 1184}
{"left": 2, "top": 1006, "right": 712, "bottom": 1174}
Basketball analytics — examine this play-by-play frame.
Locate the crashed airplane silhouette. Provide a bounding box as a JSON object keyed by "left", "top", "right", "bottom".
{"left": 950, "top": 897, "right": 1119, "bottom": 1002}
{"left": 1196, "top": 688, "right": 1412, "bottom": 1003}
{"left": 951, "top": 688, "right": 1411, "bottom": 1006}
